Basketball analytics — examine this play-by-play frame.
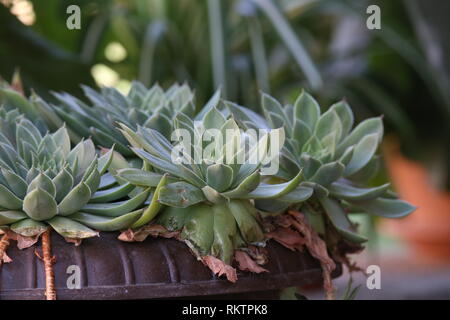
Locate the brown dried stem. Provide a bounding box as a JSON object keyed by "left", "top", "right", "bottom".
{"left": 40, "top": 229, "right": 56, "bottom": 300}
{"left": 0, "top": 233, "right": 11, "bottom": 265}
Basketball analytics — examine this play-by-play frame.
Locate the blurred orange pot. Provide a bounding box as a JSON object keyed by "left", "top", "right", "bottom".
{"left": 383, "top": 139, "right": 450, "bottom": 262}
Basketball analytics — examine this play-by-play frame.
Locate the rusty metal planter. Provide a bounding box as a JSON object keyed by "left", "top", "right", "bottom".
{"left": 0, "top": 232, "right": 341, "bottom": 300}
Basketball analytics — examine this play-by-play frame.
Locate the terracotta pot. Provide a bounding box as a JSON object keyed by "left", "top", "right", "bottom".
{"left": 0, "top": 232, "right": 342, "bottom": 300}
{"left": 383, "top": 140, "right": 450, "bottom": 262}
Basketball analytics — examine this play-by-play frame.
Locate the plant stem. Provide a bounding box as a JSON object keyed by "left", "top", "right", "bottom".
{"left": 42, "top": 229, "right": 56, "bottom": 300}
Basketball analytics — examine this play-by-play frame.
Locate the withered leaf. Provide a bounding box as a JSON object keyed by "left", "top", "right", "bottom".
{"left": 235, "top": 251, "right": 268, "bottom": 274}
{"left": 266, "top": 227, "right": 306, "bottom": 251}
{"left": 118, "top": 224, "right": 180, "bottom": 242}
{"left": 202, "top": 255, "right": 237, "bottom": 283}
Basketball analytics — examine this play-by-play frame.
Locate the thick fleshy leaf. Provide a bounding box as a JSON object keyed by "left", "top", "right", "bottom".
{"left": 90, "top": 183, "right": 135, "bottom": 203}
{"left": 299, "top": 155, "right": 322, "bottom": 179}
{"left": 131, "top": 174, "right": 168, "bottom": 228}
{"left": 277, "top": 186, "right": 313, "bottom": 203}
{"left": 98, "top": 147, "right": 114, "bottom": 175}
{"left": 52, "top": 168, "right": 74, "bottom": 203}
{"left": 348, "top": 198, "right": 416, "bottom": 218}
{"left": 58, "top": 182, "right": 92, "bottom": 216}
{"left": 203, "top": 107, "right": 226, "bottom": 130}
{"left": 329, "top": 182, "right": 390, "bottom": 201}
{"left": 344, "top": 133, "right": 379, "bottom": 176}
{"left": 47, "top": 216, "right": 98, "bottom": 238}
{"left": 293, "top": 91, "right": 320, "bottom": 129}
{"left": 27, "top": 172, "right": 56, "bottom": 198}
{"left": 0, "top": 210, "right": 27, "bottom": 225}
{"left": 300, "top": 182, "right": 329, "bottom": 198}
{"left": 337, "top": 117, "right": 383, "bottom": 157}
{"left": 99, "top": 173, "right": 116, "bottom": 190}
{"left": 227, "top": 200, "right": 264, "bottom": 243}
{"left": 22, "top": 188, "right": 57, "bottom": 221}
{"left": 221, "top": 170, "right": 261, "bottom": 199}
{"left": 206, "top": 164, "right": 234, "bottom": 192}
{"left": 158, "top": 181, "right": 204, "bottom": 208}
{"left": 10, "top": 218, "right": 47, "bottom": 237}
{"left": 319, "top": 197, "right": 367, "bottom": 243}
{"left": 116, "top": 168, "right": 165, "bottom": 187}
{"left": 292, "top": 119, "right": 312, "bottom": 153}
{"left": 242, "top": 170, "right": 302, "bottom": 199}
{"left": 310, "top": 162, "right": 344, "bottom": 187}
{"left": 315, "top": 109, "right": 342, "bottom": 144}
{"left": 132, "top": 148, "right": 205, "bottom": 187}
{"left": 211, "top": 203, "right": 237, "bottom": 264}
{"left": 81, "top": 188, "right": 150, "bottom": 217}
{"left": 331, "top": 100, "right": 354, "bottom": 137}
{"left": 1, "top": 168, "right": 27, "bottom": 198}
{"left": 156, "top": 206, "right": 191, "bottom": 231}
{"left": 181, "top": 204, "right": 214, "bottom": 256}
{"left": 70, "top": 210, "right": 142, "bottom": 231}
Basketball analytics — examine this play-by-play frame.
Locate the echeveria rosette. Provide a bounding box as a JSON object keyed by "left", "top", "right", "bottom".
{"left": 0, "top": 115, "right": 150, "bottom": 239}
{"left": 41, "top": 82, "right": 196, "bottom": 157}
{"left": 117, "top": 106, "right": 306, "bottom": 265}
{"left": 227, "top": 91, "right": 416, "bottom": 244}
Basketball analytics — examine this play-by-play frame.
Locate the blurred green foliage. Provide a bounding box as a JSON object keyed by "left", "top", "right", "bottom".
{"left": 0, "top": 0, "right": 448, "bottom": 188}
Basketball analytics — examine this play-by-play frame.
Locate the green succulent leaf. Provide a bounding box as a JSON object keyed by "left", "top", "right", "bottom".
{"left": 319, "top": 197, "right": 367, "bottom": 243}
{"left": 242, "top": 170, "right": 302, "bottom": 199}
{"left": 27, "top": 172, "right": 56, "bottom": 198}
{"left": 57, "top": 182, "right": 92, "bottom": 216}
{"left": 116, "top": 168, "right": 166, "bottom": 187}
{"left": 69, "top": 209, "right": 142, "bottom": 231}
{"left": 310, "top": 161, "right": 345, "bottom": 187}
{"left": 211, "top": 203, "right": 237, "bottom": 264}
{"left": 329, "top": 182, "right": 390, "bottom": 201}
{"left": 1, "top": 168, "right": 27, "bottom": 198}
{"left": 344, "top": 133, "right": 379, "bottom": 176}
{"left": 81, "top": 188, "right": 150, "bottom": 217}
{"left": 90, "top": 183, "right": 135, "bottom": 203}
{"left": 221, "top": 170, "right": 261, "bottom": 199}
{"left": 277, "top": 186, "right": 314, "bottom": 203}
{"left": 10, "top": 218, "right": 47, "bottom": 237}
{"left": 22, "top": 188, "right": 57, "bottom": 221}
{"left": 294, "top": 91, "right": 320, "bottom": 129}
{"left": 52, "top": 168, "right": 74, "bottom": 203}
{"left": 47, "top": 216, "right": 98, "bottom": 239}
{"left": 227, "top": 200, "right": 264, "bottom": 243}
{"left": 181, "top": 204, "right": 214, "bottom": 256}
{"left": 206, "top": 163, "right": 234, "bottom": 192}
{"left": 348, "top": 198, "right": 416, "bottom": 218}
{"left": 0, "top": 210, "right": 27, "bottom": 225}
{"left": 158, "top": 181, "right": 205, "bottom": 208}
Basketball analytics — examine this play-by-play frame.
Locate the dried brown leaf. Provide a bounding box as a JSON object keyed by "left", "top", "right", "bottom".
{"left": 202, "top": 255, "right": 237, "bottom": 283}
{"left": 288, "top": 210, "right": 336, "bottom": 299}
{"left": 6, "top": 230, "right": 42, "bottom": 249}
{"left": 266, "top": 227, "right": 306, "bottom": 251}
{"left": 118, "top": 225, "right": 180, "bottom": 242}
{"left": 64, "top": 237, "right": 82, "bottom": 246}
{"left": 235, "top": 251, "right": 268, "bottom": 274}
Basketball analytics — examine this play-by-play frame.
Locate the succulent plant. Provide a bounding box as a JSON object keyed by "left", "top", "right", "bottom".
{"left": 117, "top": 104, "right": 307, "bottom": 265}
{"left": 42, "top": 82, "right": 196, "bottom": 157}
{"left": 0, "top": 111, "right": 151, "bottom": 239}
{"left": 227, "top": 91, "right": 416, "bottom": 243}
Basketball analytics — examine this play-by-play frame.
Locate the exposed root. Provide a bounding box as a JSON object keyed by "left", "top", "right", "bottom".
{"left": 0, "top": 233, "right": 11, "bottom": 265}
{"left": 36, "top": 229, "right": 57, "bottom": 300}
